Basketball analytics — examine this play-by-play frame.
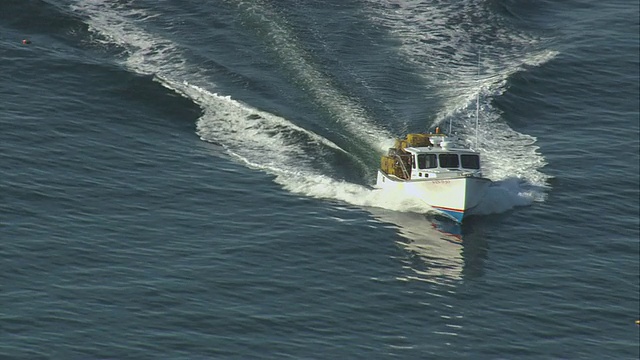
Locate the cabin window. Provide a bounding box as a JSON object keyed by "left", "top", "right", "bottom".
{"left": 438, "top": 154, "right": 459, "bottom": 168}
{"left": 461, "top": 154, "right": 480, "bottom": 169}
{"left": 417, "top": 154, "right": 437, "bottom": 169}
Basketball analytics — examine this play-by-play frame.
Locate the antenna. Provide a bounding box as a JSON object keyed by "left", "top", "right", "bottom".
{"left": 475, "top": 53, "right": 480, "bottom": 150}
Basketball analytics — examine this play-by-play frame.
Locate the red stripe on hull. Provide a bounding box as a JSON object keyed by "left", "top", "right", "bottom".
{"left": 432, "top": 205, "right": 464, "bottom": 213}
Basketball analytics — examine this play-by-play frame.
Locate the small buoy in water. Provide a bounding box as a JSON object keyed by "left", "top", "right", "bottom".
{"left": 636, "top": 319, "right": 640, "bottom": 325}
{"left": 22, "top": 39, "right": 31, "bottom": 45}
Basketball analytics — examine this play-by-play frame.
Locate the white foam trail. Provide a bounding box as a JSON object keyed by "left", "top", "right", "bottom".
{"left": 176, "top": 82, "right": 349, "bottom": 156}
{"left": 71, "top": 0, "right": 550, "bottom": 217}
{"left": 432, "top": 50, "right": 559, "bottom": 125}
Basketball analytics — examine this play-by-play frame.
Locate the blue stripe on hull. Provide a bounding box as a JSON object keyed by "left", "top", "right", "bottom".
{"left": 434, "top": 207, "right": 465, "bottom": 223}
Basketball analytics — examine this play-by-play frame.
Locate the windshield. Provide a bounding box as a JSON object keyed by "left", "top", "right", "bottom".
{"left": 461, "top": 154, "right": 480, "bottom": 169}
{"left": 417, "top": 154, "right": 437, "bottom": 169}
{"left": 438, "top": 154, "right": 459, "bottom": 168}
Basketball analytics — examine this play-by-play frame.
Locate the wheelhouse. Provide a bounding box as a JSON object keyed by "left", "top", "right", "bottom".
{"left": 378, "top": 133, "right": 484, "bottom": 180}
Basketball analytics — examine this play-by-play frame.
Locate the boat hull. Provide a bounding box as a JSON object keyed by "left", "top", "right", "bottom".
{"left": 375, "top": 170, "right": 491, "bottom": 222}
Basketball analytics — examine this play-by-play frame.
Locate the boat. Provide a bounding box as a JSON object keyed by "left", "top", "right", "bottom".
{"left": 374, "top": 127, "right": 491, "bottom": 222}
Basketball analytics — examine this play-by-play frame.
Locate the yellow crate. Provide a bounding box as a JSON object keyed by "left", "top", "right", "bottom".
{"left": 407, "top": 133, "right": 431, "bottom": 147}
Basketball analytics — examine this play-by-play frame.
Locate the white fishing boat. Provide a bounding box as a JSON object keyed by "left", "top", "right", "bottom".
{"left": 374, "top": 127, "right": 491, "bottom": 222}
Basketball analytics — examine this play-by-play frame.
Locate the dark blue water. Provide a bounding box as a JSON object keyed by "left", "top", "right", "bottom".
{"left": 1, "top": 0, "right": 638, "bottom": 359}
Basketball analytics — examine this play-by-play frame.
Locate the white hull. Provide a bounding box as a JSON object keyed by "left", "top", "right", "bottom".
{"left": 375, "top": 170, "right": 491, "bottom": 221}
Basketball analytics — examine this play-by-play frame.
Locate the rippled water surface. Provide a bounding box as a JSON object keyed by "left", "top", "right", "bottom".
{"left": 1, "top": 0, "right": 638, "bottom": 359}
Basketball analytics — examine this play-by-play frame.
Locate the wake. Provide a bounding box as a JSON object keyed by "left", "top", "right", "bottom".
{"left": 70, "top": 0, "right": 555, "bottom": 218}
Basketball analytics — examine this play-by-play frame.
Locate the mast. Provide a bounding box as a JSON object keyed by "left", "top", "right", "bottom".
{"left": 475, "top": 53, "right": 480, "bottom": 150}
{"left": 475, "top": 87, "right": 479, "bottom": 149}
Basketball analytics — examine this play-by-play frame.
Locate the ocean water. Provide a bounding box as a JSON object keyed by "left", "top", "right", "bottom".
{"left": 1, "top": 0, "right": 638, "bottom": 359}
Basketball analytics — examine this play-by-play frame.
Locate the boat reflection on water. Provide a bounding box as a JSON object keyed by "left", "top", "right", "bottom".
{"left": 368, "top": 209, "right": 483, "bottom": 284}
{"left": 367, "top": 209, "right": 488, "bottom": 342}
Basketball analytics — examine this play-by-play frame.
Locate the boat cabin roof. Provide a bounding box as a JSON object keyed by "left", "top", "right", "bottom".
{"left": 403, "top": 146, "right": 479, "bottom": 155}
